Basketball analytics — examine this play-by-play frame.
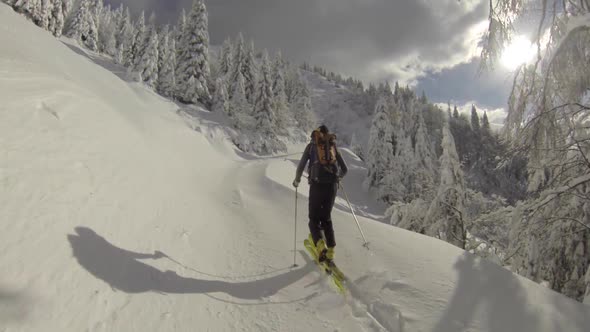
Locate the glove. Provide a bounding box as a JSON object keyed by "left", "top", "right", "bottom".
{"left": 292, "top": 179, "right": 300, "bottom": 188}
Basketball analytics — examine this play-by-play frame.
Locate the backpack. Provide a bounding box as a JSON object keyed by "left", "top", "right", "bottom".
{"left": 308, "top": 129, "right": 339, "bottom": 183}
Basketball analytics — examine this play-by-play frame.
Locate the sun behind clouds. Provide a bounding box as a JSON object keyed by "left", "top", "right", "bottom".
{"left": 501, "top": 35, "right": 537, "bottom": 70}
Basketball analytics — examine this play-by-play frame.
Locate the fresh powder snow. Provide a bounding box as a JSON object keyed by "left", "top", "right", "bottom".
{"left": 1, "top": 3, "right": 589, "bottom": 332}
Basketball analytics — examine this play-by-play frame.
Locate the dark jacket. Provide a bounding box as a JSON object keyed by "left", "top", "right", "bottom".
{"left": 295, "top": 143, "right": 348, "bottom": 184}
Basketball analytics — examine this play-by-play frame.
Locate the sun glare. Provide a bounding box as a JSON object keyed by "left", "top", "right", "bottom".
{"left": 501, "top": 35, "right": 537, "bottom": 70}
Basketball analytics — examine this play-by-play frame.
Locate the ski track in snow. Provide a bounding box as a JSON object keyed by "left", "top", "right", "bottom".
{"left": 2, "top": 3, "right": 590, "bottom": 331}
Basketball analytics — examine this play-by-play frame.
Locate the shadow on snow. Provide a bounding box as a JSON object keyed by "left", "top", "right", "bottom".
{"left": 432, "top": 253, "right": 540, "bottom": 332}
{"left": 68, "top": 227, "right": 314, "bottom": 301}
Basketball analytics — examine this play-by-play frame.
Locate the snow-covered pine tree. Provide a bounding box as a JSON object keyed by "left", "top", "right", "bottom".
{"left": 130, "top": 11, "right": 145, "bottom": 68}
{"left": 175, "top": 8, "right": 186, "bottom": 44}
{"left": 348, "top": 133, "right": 362, "bottom": 159}
{"left": 482, "top": 110, "right": 491, "bottom": 132}
{"left": 388, "top": 134, "right": 414, "bottom": 202}
{"left": 135, "top": 14, "right": 159, "bottom": 87}
{"left": 24, "top": 0, "right": 43, "bottom": 26}
{"left": 413, "top": 109, "right": 436, "bottom": 198}
{"left": 115, "top": 6, "right": 129, "bottom": 48}
{"left": 230, "top": 33, "right": 245, "bottom": 87}
{"left": 230, "top": 72, "right": 252, "bottom": 120}
{"left": 96, "top": 4, "right": 116, "bottom": 55}
{"left": 92, "top": 0, "right": 103, "bottom": 30}
{"left": 242, "top": 40, "right": 258, "bottom": 104}
{"left": 218, "top": 37, "right": 233, "bottom": 78}
{"left": 272, "top": 50, "right": 289, "bottom": 133}
{"left": 116, "top": 12, "right": 134, "bottom": 66}
{"left": 39, "top": 0, "right": 52, "bottom": 29}
{"left": 61, "top": 0, "right": 71, "bottom": 17}
{"left": 48, "top": 0, "right": 65, "bottom": 37}
{"left": 212, "top": 77, "right": 230, "bottom": 116}
{"left": 175, "top": 0, "right": 211, "bottom": 105}
{"left": 85, "top": 12, "right": 98, "bottom": 50}
{"left": 285, "top": 66, "right": 306, "bottom": 104}
{"left": 366, "top": 97, "right": 394, "bottom": 193}
{"left": 470, "top": 105, "right": 480, "bottom": 132}
{"left": 157, "top": 25, "right": 176, "bottom": 97}
{"left": 67, "top": 0, "right": 91, "bottom": 42}
{"left": 290, "top": 83, "right": 315, "bottom": 132}
{"left": 12, "top": 0, "right": 35, "bottom": 17}
{"left": 426, "top": 119, "right": 467, "bottom": 249}
{"left": 253, "top": 50, "right": 275, "bottom": 136}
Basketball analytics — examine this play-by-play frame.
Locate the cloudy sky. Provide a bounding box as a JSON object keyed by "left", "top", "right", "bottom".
{"left": 105, "top": 0, "right": 515, "bottom": 126}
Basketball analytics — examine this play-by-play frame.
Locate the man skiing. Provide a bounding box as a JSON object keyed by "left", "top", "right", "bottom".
{"left": 293, "top": 125, "right": 348, "bottom": 264}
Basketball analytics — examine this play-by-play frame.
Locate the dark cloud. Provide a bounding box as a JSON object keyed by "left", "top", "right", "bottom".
{"left": 106, "top": 0, "right": 490, "bottom": 84}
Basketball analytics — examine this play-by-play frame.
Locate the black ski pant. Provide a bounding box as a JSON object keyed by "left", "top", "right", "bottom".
{"left": 308, "top": 182, "right": 338, "bottom": 248}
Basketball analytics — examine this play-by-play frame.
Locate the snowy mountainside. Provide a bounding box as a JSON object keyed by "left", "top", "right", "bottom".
{"left": 301, "top": 70, "right": 372, "bottom": 151}
{"left": 1, "top": 3, "right": 590, "bottom": 332}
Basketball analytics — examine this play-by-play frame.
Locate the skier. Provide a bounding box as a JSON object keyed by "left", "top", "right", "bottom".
{"left": 293, "top": 125, "right": 348, "bottom": 264}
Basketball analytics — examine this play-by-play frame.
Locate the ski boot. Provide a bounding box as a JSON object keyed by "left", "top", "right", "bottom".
{"left": 316, "top": 239, "right": 334, "bottom": 263}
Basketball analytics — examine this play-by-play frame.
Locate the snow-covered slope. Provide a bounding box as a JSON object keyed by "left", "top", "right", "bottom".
{"left": 1, "top": 4, "right": 589, "bottom": 332}
{"left": 302, "top": 70, "right": 372, "bottom": 148}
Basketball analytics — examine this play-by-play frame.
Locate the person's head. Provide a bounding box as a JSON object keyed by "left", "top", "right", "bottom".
{"left": 318, "top": 125, "right": 329, "bottom": 134}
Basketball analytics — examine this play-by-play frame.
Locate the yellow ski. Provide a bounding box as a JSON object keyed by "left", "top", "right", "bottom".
{"left": 303, "top": 239, "right": 347, "bottom": 294}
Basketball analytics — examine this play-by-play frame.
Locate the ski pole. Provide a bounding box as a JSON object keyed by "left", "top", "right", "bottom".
{"left": 293, "top": 187, "right": 299, "bottom": 267}
{"left": 339, "top": 183, "right": 370, "bottom": 249}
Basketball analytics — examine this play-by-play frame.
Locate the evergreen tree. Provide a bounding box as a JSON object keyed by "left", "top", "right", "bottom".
{"left": 61, "top": 0, "right": 71, "bottom": 17}
{"left": 39, "top": 0, "right": 52, "bottom": 29}
{"left": 131, "top": 11, "right": 145, "bottom": 67}
{"left": 366, "top": 97, "right": 394, "bottom": 192}
{"left": 253, "top": 51, "right": 275, "bottom": 135}
{"left": 176, "top": 0, "right": 211, "bottom": 104}
{"left": 426, "top": 120, "right": 467, "bottom": 249}
{"left": 453, "top": 105, "right": 459, "bottom": 118}
{"left": 243, "top": 40, "right": 258, "bottom": 104}
{"left": 175, "top": 8, "right": 186, "bottom": 44}
{"left": 48, "top": 0, "right": 65, "bottom": 37}
{"left": 291, "top": 84, "right": 315, "bottom": 131}
{"left": 284, "top": 67, "right": 305, "bottom": 104}
{"left": 114, "top": 5, "right": 129, "bottom": 48}
{"left": 420, "top": 90, "right": 428, "bottom": 104}
{"left": 482, "top": 110, "right": 491, "bottom": 132}
{"left": 135, "top": 16, "right": 159, "bottom": 87}
{"left": 230, "top": 71, "right": 250, "bottom": 125}
{"left": 272, "top": 50, "right": 289, "bottom": 131}
{"left": 212, "top": 77, "right": 230, "bottom": 116}
{"left": 157, "top": 25, "right": 176, "bottom": 97}
{"left": 350, "top": 132, "right": 364, "bottom": 160}
{"left": 12, "top": 0, "right": 34, "bottom": 16}
{"left": 389, "top": 134, "right": 414, "bottom": 202}
{"left": 67, "top": 0, "right": 91, "bottom": 43}
{"left": 393, "top": 81, "right": 400, "bottom": 103}
{"left": 96, "top": 4, "right": 116, "bottom": 55}
{"left": 230, "top": 33, "right": 246, "bottom": 87}
{"left": 116, "top": 13, "right": 135, "bottom": 66}
{"left": 85, "top": 13, "right": 98, "bottom": 51}
{"left": 413, "top": 110, "right": 436, "bottom": 198}
{"left": 471, "top": 105, "right": 481, "bottom": 132}
{"left": 218, "top": 37, "right": 233, "bottom": 78}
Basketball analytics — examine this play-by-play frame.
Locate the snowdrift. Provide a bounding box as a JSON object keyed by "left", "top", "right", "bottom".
{"left": 1, "top": 4, "right": 589, "bottom": 331}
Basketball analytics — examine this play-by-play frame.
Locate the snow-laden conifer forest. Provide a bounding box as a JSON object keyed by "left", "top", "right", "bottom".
{"left": 1, "top": 0, "right": 590, "bottom": 330}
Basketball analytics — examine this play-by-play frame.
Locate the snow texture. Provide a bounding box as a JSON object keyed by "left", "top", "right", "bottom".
{"left": 1, "top": 3, "right": 590, "bottom": 331}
